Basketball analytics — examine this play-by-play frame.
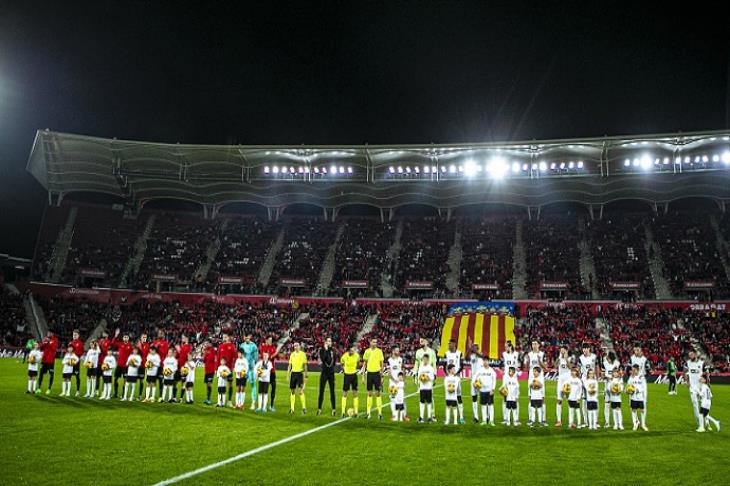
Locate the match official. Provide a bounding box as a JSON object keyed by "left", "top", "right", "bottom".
{"left": 317, "top": 337, "right": 337, "bottom": 416}
{"left": 361, "top": 338, "right": 385, "bottom": 420}
{"left": 288, "top": 342, "right": 308, "bottom": 415}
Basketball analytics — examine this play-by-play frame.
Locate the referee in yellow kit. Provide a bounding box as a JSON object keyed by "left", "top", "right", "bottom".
{"left": 288, "top": 342, "right": 308, "bottom": 415}
{"left": 361, "top": 338, "right": 385, "bottom": 420}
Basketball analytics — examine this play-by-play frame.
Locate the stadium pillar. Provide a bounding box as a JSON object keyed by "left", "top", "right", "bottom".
{"left": 588, "top": 205, "right": 594, "bottom": 220}
{"left": 446, "top": 208, "right": 452, "bottom": 222}
{"left": 599, "top": 204, "right": 604, "bottom": 220}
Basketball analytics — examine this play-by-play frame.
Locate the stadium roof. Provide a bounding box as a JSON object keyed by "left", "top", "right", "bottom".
{"left": 27, "top": 129, "right": 730, "bottom": 213}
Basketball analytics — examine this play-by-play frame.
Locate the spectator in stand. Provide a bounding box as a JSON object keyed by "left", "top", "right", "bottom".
{"left": 459, "top": 217, "right": 515, "bottom": 299}
{"left": 395, "top": 218, "right": 455, "bottom": 297}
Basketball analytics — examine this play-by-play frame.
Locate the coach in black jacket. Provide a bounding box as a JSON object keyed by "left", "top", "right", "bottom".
{"left": 317, "top": 337, "right": 337, "bottom": 416}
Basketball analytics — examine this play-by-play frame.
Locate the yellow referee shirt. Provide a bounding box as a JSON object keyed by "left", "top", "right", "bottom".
{"left": 340, "top": 352, "right": 360, "bottom": 374}
{"left": 363, "top": 348, "right": 384, "bottom": 373}
{"left": 289, "top": 350, "right": 307, "bottom": 372}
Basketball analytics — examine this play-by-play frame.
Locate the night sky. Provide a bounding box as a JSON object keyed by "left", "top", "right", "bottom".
{"left": 0, "top": 1, "right": 727, "bottom": 257}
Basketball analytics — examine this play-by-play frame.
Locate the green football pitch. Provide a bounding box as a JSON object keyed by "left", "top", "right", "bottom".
{"left": 0, "top": 360, "right": 727, "bottom": 485}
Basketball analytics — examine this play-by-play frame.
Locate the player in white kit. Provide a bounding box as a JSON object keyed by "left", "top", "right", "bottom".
{"left": 630, "top": 346, "right": 649, "bottom": 419}
{"left": 524, "top": 340, "right": 547, "bottom": 426}
{"left": 684, "top": 350, "right": 705, "bottom": 429}
{"left": 627, "top": 364, "right": 648, "bottom": 431}
{"left": 554, "top": 346, "right": 573, "bottom": 427}
{"left": 578, "top": 344, "right": 598, "bottom": 428}
{"left": 468, "top": 344, "right": 484, "bottom": 423}
{"left": 602, "top": 351, "right": 621, "bottom": 428}
{"left": 387, "top": 347, "right": 405, "bottom": 419}
{"left": 501, "top": 341, "right": 519, "bottom": 425}
{"left": 445, "top": 340, "right": 465, "bottom": 424}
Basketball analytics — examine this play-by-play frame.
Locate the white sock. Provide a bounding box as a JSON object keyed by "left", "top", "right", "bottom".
{"left": 457, "top": 403, "right": 464, "bottom": 421}
{"left": 538, "top": 407, "right": 544, "bottom": 423}
{"left": 604, "top": 402, "right": 611, "bottom": 425}
{"left": 481, "top": 405, "right": 487, "bottom": 422}
{"left": 502, "top": 403, "right": 507, "bottom": 422}
{"left": 445, "top": 408, "right": 451, "bottom": 424}
{"left": 145, "top": 387, "right": 150, "bottom": 400}
{"left": 569, "top": 408, "right": 574, "bottom": 425}
{"left": 27, "top": 380, "right": 32, "bottom": 393}
{"left": 576, "top": 409, "right": 582, "bottom": 426}
{"left": 427, "top": 403, "right": 432, "bottom": 418}
{"left": 151, "top": 387, "right": 156, "bottom": 400}
{"left": 529, "top": 407, "right": 535, "bottom": 423}
{"left": 472, "top": 397, "right": 478, "bottom": 418}
{"left": 631, "top": 410, "right": 638, "bottom": 426}
{"left": 489, "top": 405, "right": 495, "bottom": 423}
{"left": 640, "top": 410, "right": 646, "bottom": 427}
{"left": 130, "top": 383, "right": 136, "bottom": 398}
{"left": 515, "top": 404, "right": 520, "bottom": 423}
{"left": 419, "top": 403, "right": 425, "bottom": 419}
{"left": 556, "top": 403, "right": 562, "bottom": 423}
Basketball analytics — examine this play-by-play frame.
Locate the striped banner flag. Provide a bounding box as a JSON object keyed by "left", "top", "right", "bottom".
{"left": 437, "top": 313, "right": 515, "bottom": 359}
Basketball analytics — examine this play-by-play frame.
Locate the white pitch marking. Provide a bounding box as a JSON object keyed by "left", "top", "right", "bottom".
{"left": 152, "top": 385, "right": 440, "bottom": 485}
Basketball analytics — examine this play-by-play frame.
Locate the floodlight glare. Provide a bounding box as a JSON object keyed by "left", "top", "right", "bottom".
{"left": 397, "top": 166, "right": 403, "bottom": 173}
{"left": 330, "top": 165, "right": 337, "bottom": 173}
{"left": 272, "top": 166, "right": 279, "bottom": 174}
{"left": 314, "top": 167, "right": 320, "bottom": 174}
{"left": 702, "top": 155, "right": 708, "bottom": 163}
{"left": 289, "top": 166, "right": 296, "bottom": 173}
{"left": 663, "top": 157, "right": 670, "bottom": 165}
{"left": 464, "top": 159, "right": 477, "bottom": 177}
{"left": 449, "top": 165, "right": 456, "bottom": 173}
{"left": 624, "top": 159, "right": 631, "bottom": 167}
{"left": 550, "top": 162, "right": 556, "bottom": 170}
{"left": 722, "top": 151, "right": 730, "bottom": 164}
{"left": 264, "top": 166, "right": 270, "bottom": 174}
{"left": 405, "top": 166, "right": 411, "bottom": 173}
{"left": 347, "top": 167, "right": 353, "bottom": 174}
{"left": 511, "top": 162, "right": 520, "bottom": 173}
{"left": 531, "top": 163, "right": 538, "bottom": 170}
{"left": 560, "top": 162, "right": 566, "bottom": 170}
{"left": 640, "top": 155, "right": 652, "bottom": 170}
{"left": 339, "top": 166, "right": 345, "bottom": 174}
{"left": 431, "top": 166, "right": 438, "bottom": 173}
{"left": 388, "top": 166, "right": 395, "bottom": 174}
{"left": 538, "top": 161, "right": 547, "bottom": 171}
{"left": 712, "top": 155, "right": 720, "bottom": 163}
{"left": 577, "top": 161, "right": 584, "bottom": 169}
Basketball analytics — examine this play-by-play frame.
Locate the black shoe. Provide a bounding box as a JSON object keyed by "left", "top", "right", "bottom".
{"left": 378, "top": 414, "right": 383, "bottom": 421}
{"left": 417, "top": 418, "right": 424, "bottom": 423}
{"left": 472, "top": 418, "right": 479, "bottom": 424}
{"left": 332, "top": 410, "right": 337, "bottom": 417}
{"left": 302, "top": 408, "right": 307, "bottom": 415}
{"left": 316, "top": 409, "right": 321, "bottom": 416}
{"left": 289, "top": 409, "right": 294, "bottom": 415}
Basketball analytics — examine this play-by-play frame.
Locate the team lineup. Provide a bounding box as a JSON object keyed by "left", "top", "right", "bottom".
{"left": 22, "top": 329, "right": 720, "bottom": 433}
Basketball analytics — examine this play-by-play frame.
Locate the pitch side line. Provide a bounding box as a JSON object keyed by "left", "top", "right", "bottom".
{"left": 152, "top": 385, "right": 440, "bottom": 485}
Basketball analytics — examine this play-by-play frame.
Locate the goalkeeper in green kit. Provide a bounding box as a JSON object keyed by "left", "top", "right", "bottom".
{"left": 415, "top": 338, "right": 438, "bottom": 419}
{"left": 666, "top": 357, "right": 677, "bottom": 395}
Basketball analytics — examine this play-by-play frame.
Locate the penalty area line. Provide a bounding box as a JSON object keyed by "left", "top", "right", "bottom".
{"left": 152, "top": 385, "right": 437, "bottom": 485}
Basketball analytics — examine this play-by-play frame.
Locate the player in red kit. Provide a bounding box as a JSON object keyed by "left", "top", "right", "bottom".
{"left": 136, "top": 333, "right": 150, "bottom": 400}
{"left": 203, "top": 341, "right": 217, "bottom": 405}
{"left": 38, "top": 331, "right": 59, "bottom": 395}
{"left": 152, "top": 330, "right": 169, "bottom": 396}
{"left": 217, "top": 334, "right": 237, "bottom": 406}
{"left": 175, "top": 335, "right": 192, "bottom": 402}
{"left": 69, "top": 329, "right": 85, "bottom": 397}
{"left": 111, "top": 329, "right": 134, "bottom": 399}
{"left": 259, "top": 336, "right": 278, "bottom": 411}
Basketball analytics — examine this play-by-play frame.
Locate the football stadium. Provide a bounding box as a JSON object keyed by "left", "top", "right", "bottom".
{"left": 1, "top": 3, "right": 729, "bottom": 486}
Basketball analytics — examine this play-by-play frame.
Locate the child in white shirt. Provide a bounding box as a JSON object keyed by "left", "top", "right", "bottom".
{"left": 216, "top": 359, "right": 231, "bottom": 407}
{"left": 26, "top": 342, "right": 43, "bottom": 394}
{"left": 61, "top": 346, "right": 79, "bottom": 397}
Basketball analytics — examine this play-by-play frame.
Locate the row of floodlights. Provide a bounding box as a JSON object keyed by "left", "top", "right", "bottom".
{"left": 263, "top": 166, "right": 354, "bottom": 175}
{"left": 623, "top": 152, "right": 730, "bottom": 169}
{"left": 387, "top": 159, "right": 585, "bottom": 178}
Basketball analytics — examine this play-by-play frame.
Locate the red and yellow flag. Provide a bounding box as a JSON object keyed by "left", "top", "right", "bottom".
{"left": 438, "top": 313, "right": 515, "bottom": 359}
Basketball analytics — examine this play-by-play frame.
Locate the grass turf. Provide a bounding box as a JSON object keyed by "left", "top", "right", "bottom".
{"left": 0, "top": 359, "right": 727, "bottom": 485}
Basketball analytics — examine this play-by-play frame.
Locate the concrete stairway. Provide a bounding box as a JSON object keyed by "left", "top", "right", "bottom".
{"left": 709, "top": 216, "right": 730, "bottom": 283}
{"left": 644, "top": 226, "right": 674, "bottom": 299}
{"left": 445, "top": 227, "right": 463, "bottom": 296}
{"left": 276, "top": 311, "right": 309, "bottom": 352}
{"left": 595, "top": 317, "right": 614, "bottom": 353}
{"left": 85, "top": 319, "right": 109, "bottom": 347}
{"left": 195, "top": 219, "right": 228, "bottom": 281}
{"left": 355, "top": 312, "right": 380, "bottom": 344}
{"left": 24, "top": 294, "right": 48, "bottom": 339}
{"left": 46, "top": 206, "right": 77, "bottom": 283}
{"left": 316, "top": 222, "right": 345, "bottom": 295}
{"left": 577, "top": 217, "right": 601, "bottom": 299}
{"left": 380, "top": 219, "right": 404, "bottom": 298}
{"left": 257, "top": 224, "right": 287, "bottom": 289}
{"left": 676, "top": 317, "right": 711, "bottom": 363}
{"left": 511, "top": 219, "right": 528, "bottom": 299}
{"left": 119, "top": 214, "right": 156, "bottom": 288}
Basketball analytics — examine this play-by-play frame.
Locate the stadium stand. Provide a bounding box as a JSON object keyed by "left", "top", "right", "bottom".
{"left": 358, "top": 304, "right": 445, "bottom": 361}
{"left": 523, "top": 215, "right": 586, "bottom": 299}
{"left": 650, "top": 211, "right": 730, "bottom": 298}
{"left": 459, "top": 216, "right": 515, "bottom": 299}
{"left": 31, "top": 205, "right": 70, "bottom": 280}
{"left": 36, "top": 295, "right": 109, "bottom": 345}
{"left": 62, "top": 206, "right": 143, "bottom": 287}
{"left": 210, "top": 216, "right": 279, "bottom": 294}
{"left": 268, "top": 218, "right": 338, "bottom": 294}
{"left": 282, "top": 303, "right": 368, "bottom": 357}
{"left": 331, "top": 218, "right": 395, "bottom": 297}
{"left": 394, "top": 217, "right": 455, "bottom": 296}
{"left": 586, "top": 213, "right": 655, "bottom": 299}
{"left": 0, "top": 287, "right": 29, "bottom": 347}
{"left": 134, "top": 212, "right": 218, "bottom": 290}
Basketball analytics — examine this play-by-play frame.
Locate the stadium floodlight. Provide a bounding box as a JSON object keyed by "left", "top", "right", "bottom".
{"left": 464, "top": 159, "right": 477, "bottom": 177}
{"left": 550, "top": 162, "right": 556, "bottom": 170}
{"left": 531, "top": 163, "right": 538, "bottom": 170}
{"left": 397, "top": 166, "right": 403, "bottom": 173}
{"left": 330, "top": 165, "right": 337, "bottom": 174}
{"left": 423, "top": 165, "right": 429, "bottom": 173}
{"left": 511, "top": 162, "right": 520, "bottom": 173}
{"left": 624, "top": 159, "right": 631, "bottom": 167}
{"left": 339, "top": 166, "right": 345, "bottom": 174}
{"left": 712, "top": 155, "right": 720, "bottom": 163}
{"left": 488, "top": 157, "right": 508, "bottom": 179}
{"left": 449, "top": 164, "right": 456, "bottom": 174}
{"left": 405, "top": 166, "right": 411, "bottom": 173}
{"left": 640, "top": 154, "right": 652, "bottom": 170}
{"left": 559, "top": 162, "right": 566, "bottom": 170}
{"left": 522, "top": 163, "right": 528, "bottom": 171}
{"left": 264, "top": 166, "right": 270, "bottom": 174}
{"left": 440, "top": 166, "right": 447, "bottom": 173}
{"left": 539, "top": 161, "right": 547, "bottom": 171}
{"left": 694, "top": 156, "right": 700, "bottom": 163}
{"left": 289, "top": 166, "right": 296, "bottom": 173}
{"left": 684, "top": 156, "right": 690, "bottom": 163}
{"left": 388, "top": 166, "right": 395, "bottom": 174}
{"left": 272, "top": 166, "right": 280, "bottom": 174}
{"left": 432, "top": 165, "right": 438, "bottom": 173}
{"left": 663, "top": 157, "right": 670, "bottom": 165}
{"left": 304, "top": 167, "right": 310, "bottom": 174}
{"left": 577, "top": 160, "right": 584, "bottom": 169}
{"left": 722, "top": 151, "right": 730, "bottom": 164}
{"left": 414, "top": 166, "right": 420, "bottom": 173}
{"left": 298, "top": 167, "right": 304, "bottom": 174}
{"left": 702, "top": 155, "right": 709, "bottom": 163}
{"left": 632, "top": 158, "right": 640, "bottom": 167}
